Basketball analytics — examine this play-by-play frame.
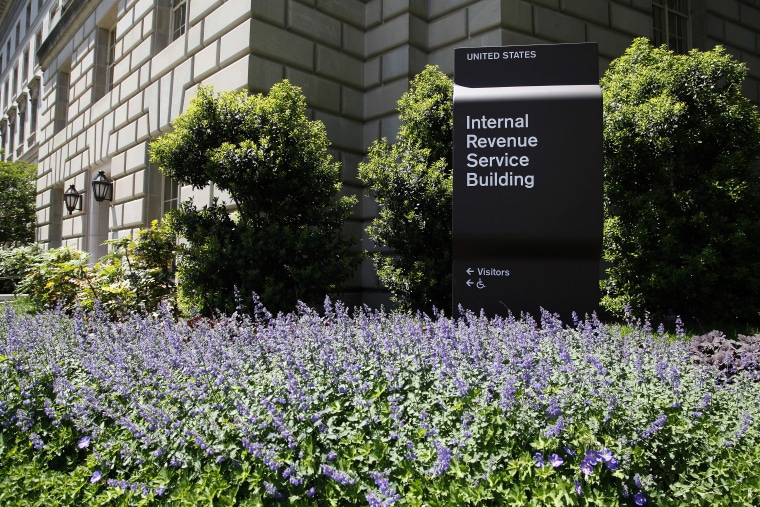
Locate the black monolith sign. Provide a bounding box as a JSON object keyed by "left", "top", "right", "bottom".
{"left": 452, "top": 43, "right": 602, "bottom": 319}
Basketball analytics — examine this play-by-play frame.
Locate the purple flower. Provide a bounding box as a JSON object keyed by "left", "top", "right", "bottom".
{"left": 533, "top": 452, "right": 544, "bottom": 467}
{"left": 580, "top": 458, "right": 594, "bottom": 476}
{"left": 30, "top": 434, "right": 45, "bottom": 451}
{"left": 545, "top": 402, "right": 562, "bottom": 419}
{"left": 544, "top": 416, "right": 566, "bottom": 438}
{"left": 574, "top": 480, "right": 582, "bottom": 496}
{"left": 321, "top": 464, "right": 355, "bottom": 486}
{"left": 584, "top": 449, "right": 601, "bottom": 466}
{"left": 366, "top": 492, "right": 384, "bottom": 507}
{"left": 548, "top": 454, "right": 563, "bottom": 468}
{"left": 263, "top": 481, "right": 281, "bottom": 498}
{"left": 370, "top": 470, "right": 395, "bottom": 498}
{"left": 597, "top": 448, "right": 619, "bottom": 470}
{"left": 78, "top": 435, "right": 91, "bottom": 449}
{"left": 90, "top": 470, "right": 102, "bottom": 483}
{"left": 432, "top": 441, "right": 452, "bottom": 476}
{"left": 634, "top": 492, "right": 647, "bottom": 505}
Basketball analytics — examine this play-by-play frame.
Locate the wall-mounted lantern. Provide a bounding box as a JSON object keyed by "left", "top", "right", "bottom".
{"left": 64, "top": 184, "right": 82, "bottom": 215}
{"left": 91, "top": 170, "right": 113, "bottom": 203}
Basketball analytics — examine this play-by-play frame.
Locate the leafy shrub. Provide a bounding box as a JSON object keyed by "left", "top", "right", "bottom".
{"left": 150, "top": 82, "right": 361, "bottom": 316}
{"left": 0, "top": 243, "right": 44, "bottom": 293}
{"left": 2, "top": 301, "right": 759, "bottom": 505}
{"left": 96, "top": 220, "right": 178, "bottom": 316}
{"left": 14, "top": 246, "right": 93, "bottom": 313}
{"left": 359, "top": 66, "right": 453, "bottom": 313}
{"left": 601, "top": 38, "right": 760, "bottom": 325}
{"left": 688, "top": 330, "right": 760, "bottom": 380}
{"left": 14, "top": 221, "right": 176, "bottom": 318}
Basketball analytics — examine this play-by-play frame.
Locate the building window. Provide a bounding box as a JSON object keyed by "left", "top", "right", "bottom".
{"left": 172, "top": 0, "right": 187, "bottom": 40}
{"left": 22, "top": 49, "right": 29, "bottom": 84}
{"left": 653, "top": 0, "right": 690, "bottom": 53}
{"left": 106, "top": 27, "right": 116, "bottom": 92}
{"left": 50, "top": 3, "right": 59, "bottom": 24}
{"left": 92, "top": 26, "right": 115, "bottom": 101}
{"left": 54, "top": 70, "right": 69, "bottom": 134}
{"left": 29, "top": 80, "right": 39, "bottom": 146}
{"left": 163, "top": 176, "right": 179, "bottom": 213}
{"left": 17, "top": 101, "right": 25, "bottom": 151}
{"left": 8, "top": 113, "right": 15, "bottom": 157}
{"left": 29, "top": 82, "right": 39, "bottom": 134}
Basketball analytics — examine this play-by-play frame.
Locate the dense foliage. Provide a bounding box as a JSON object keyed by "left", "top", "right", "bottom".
{"left": 13, "top": 221, "right": 176, "bottom": 318}
{"left": 150, "top": 82, "right": 361, "bottom": 316}
{"left": 2, "top": 301, "right": 759, "bottom": 506}
{"left": 0, "top": 243, "right": 43, "bottom": 294}
{"left": 359, "top": 66, "right": 453, "bottom": 313}
{"left": 601, "top": 38, "right": 760, "bottom": 325}
{"left": 0, "top": 159, "right": 37, "bottom": 246}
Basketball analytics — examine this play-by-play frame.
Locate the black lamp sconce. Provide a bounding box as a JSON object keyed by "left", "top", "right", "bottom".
{"left": 91, "top": 170, "right": 113, "bottom": 203}
{"left": 64, "top": 171, "right": 113, "bottom": 215}
{"left": 64, "top": 184, "right": 82, "bottom": 215}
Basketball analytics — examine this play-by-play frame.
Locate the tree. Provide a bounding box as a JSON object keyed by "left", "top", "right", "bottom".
{"left": 359, "top": 66, "right": 453, "bottom": 313}
{"left": 0, "top": 158, "right": 36, "bottom": 246}
{"left": 149, "top": 82, "right": 361, "bottom": 315}
{"left": 601, "top": 38, "right": 760, "bottom": 325}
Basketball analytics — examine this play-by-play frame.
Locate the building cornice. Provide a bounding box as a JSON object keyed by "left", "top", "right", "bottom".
{"left": 37, "top": 0, "right": 98, "bottom": 69}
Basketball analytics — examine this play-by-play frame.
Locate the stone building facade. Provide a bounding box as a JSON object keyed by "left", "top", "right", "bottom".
{"left": 1, "top": 0, "right": 759, "bottom": 306}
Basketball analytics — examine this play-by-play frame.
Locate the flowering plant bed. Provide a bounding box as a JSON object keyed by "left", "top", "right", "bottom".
{"left": 1, "top": 299, "right": 759, "bottom": 506}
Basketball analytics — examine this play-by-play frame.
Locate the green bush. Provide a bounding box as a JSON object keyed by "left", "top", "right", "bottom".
{"left": 150, "top": 82, "right": 361, "bottom": 316}
{"left": 601, "top": 38, "right": 760, "bottom": 325}
{"left": 359, "top": 66, "right": 453, "bottom": 313}
{"left": 96, "top": 220, "right": 178, "bottom": 316}
{"left": 0, "top": 243, "right": 44, "bottom": 294}
{"left": 14, "top": 246, "right": 93, "bottom": 313}
{"left": 14, "top": 221, "right": 177, "bottom": 318}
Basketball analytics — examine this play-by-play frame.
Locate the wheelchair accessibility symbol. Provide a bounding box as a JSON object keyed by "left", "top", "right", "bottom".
{"left": 466, "top": 276, "right": 486, "bottom": 289}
